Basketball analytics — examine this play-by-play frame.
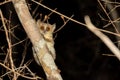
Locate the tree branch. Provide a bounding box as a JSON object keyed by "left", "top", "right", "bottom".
{"left": 84, "top": 15, "right": 120, "bottom": 61}
{"left": 12, "top": 0, "right": 63, "bottom": 80}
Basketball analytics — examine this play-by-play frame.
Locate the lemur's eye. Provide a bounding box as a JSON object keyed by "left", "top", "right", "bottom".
{"left": 40, "top": 26, "right": 45, "bottom": 30}
{"left": 46, "top": 26, "right": 50, "bottom": 31}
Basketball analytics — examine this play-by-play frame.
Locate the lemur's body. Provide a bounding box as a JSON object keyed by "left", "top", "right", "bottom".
{"left": 33, "top": 20, "right": 56, "bottom": 65}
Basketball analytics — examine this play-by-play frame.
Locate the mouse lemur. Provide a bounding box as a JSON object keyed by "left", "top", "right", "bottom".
{"left": 33, "top": 20, "right": 56, "bottom": 65}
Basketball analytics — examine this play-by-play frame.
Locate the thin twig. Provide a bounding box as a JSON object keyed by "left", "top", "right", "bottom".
{"left": 0, "top": 9, "right": 17, "bottom": 80}
{"left": 101, "top": 0, "right": 120, "bottom": 5}
{"left": 0, "top": 0, "right": 12, "bottom": 5}
{"left": 12, "top": 38, "right": 27, "bottom": 47}
{"left": 19, "top": 40, "right": 29, "bottom": 66}
{"left": 54, "top": 15, "right": 74, "bottom": 33}
{"left": 31, "top": 0, "right": 86, "bottom": 27}
{"left": 0, "top": 62, "right": 40, "bottom": 79}
{"left": 98, "top": 0, "right": 119, "bottom": 33}
{"left": 98, "top": 28, "right": 120, "bottom": 37}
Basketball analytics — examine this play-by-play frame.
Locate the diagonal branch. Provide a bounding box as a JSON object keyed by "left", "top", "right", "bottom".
{"left": 12, "top": 0, "right": 63, "bottom": 80}
{"left": 84, "top": 15, "right": 120, "bottom": 61}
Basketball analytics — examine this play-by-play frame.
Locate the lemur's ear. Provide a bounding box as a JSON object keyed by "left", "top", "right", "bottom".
{"left": 52, "top": 24, "right": 56, "bottom": 32}
{"left": 37, "top": 20, "right": 41, "bottom": 25}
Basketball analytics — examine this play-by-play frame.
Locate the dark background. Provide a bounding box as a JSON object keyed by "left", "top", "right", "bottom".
{"left": 0, "top": 0, "right": 120, "bottom": 80}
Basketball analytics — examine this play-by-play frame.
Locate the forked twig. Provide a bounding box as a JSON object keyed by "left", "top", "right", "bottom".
{"left": 0, "top": 9, "right": 17, "bottom": 80}
{"left": 0, "top": 62, "right": 40, "bottom": 79}
{"left": 54, "top": 15, "right": 74, "bottom": 33}
{"left": 98, "top": 0, "right": 119, "bottom": 33}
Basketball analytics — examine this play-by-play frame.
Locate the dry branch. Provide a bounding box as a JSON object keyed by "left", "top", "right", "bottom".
{"left": 11, "top": 0, "right": 63, "bottom": 80}
{"left": 0, "top": 62, "right": 40, "bottom": 79}
{"left": 98, "top": 0, "right": 120, "bottom": 48}
{"left": 0, "top": 9, "right": 17, "bottom": 80}
{"left": 84, "top": 15, "right": 120, "bottom": 61}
